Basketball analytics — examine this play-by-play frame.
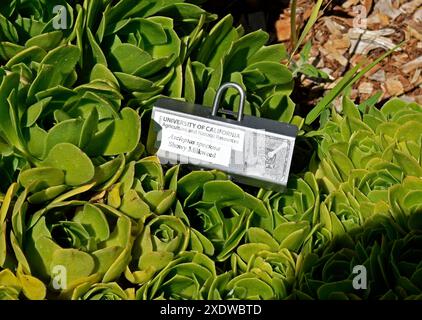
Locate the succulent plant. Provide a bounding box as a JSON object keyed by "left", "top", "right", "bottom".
{"left": 186, "top": 180, "right": 269, "bottom": 262}
{"left": 79, "top": 0, "right": 217, "bottom": 108}
{"left": 295, "top": 213, "right": 422, "bottom": 300}
{"left": 126, "top": 214, "right": 189, "bottom": 285}
{"left": 0, "top": 0, "right": 80, "bottom": 63}
{"left": 0, "top": 0, "right": 421, "bottom": 301}
{"left": 225, "top": 248, "right": 297, "bottom": 299}
{"left": 22, "top": 201, "right": 134, "bottom": 290}
{"left": 0, "top": 267, "right": 46, "bottom": 300}
{"left": 71, "top": 282, "right": 135, "bottom": 300}
{"left": 189, "top": 14, "right": 301, "bottom": 128}
{"left": 0, "top": 45, "right": 141, "bottom": 196}
{"left": 136, "top": 251, "right": 216, "bottom": 300}
{"left": 1, "top": 184, "right": 47, "bottom": 300}
{"left": 313, "top": 98, "right": 422, "bottom": 230}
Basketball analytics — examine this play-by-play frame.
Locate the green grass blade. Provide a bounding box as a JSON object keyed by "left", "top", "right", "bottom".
{"left": 305, "top": 42, "right": 405, "bottom": 125}
{"left": 305, "top": 63, "right": 362, "bottom": 125}
{"left": 290, "top": 0, "right": 298, "bottom": 49}
{"left": 357, "top": 91, "right": 383, "bottom": 113}
{"left": 289, "top": 0, "right": 323, "bottom": 63}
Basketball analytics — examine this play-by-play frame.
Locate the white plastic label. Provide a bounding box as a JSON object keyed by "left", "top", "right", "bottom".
{"left": 154, "top": 111, "right": 245, "bottom": 167}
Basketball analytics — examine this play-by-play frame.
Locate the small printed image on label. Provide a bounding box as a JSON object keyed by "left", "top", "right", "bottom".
{"left": 263, "top": 135, "right": 294, "bottom": 184}
{"left": 241, "top": 131, "right": 294, "bottom": 186}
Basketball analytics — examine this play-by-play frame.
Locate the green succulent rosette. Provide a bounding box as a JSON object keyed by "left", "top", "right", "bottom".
{"left": 136, "top": 251, "right": 216, "bottom": 300}
{"left": 184, "top": 179, "right": 269, "bottom": 262}
{"left": 1, "top": 185, "right": 48, "bottom": 301}
{"left": 256, "top": 172, "right": 320, "bottom": 233}
{"left": 19, "top": 200, "right": 134, "bottom": 292}
{"left": 8, "top": 153, "right": 182, "bottom": 298}
{"left": 251, "top": 174, "right": 334, "bottom": 256}
{"left": 0, "top": 0, "right": 79, "bottom": 63}
{"left": 80, "top": 0, "right": 216, "bottom": 107}
{"left": 354, "top": 214, "right": 422, "bottom": 300}
{"left": 224, "top": 271, "right": 285, "bottom": 300}
{"left": 225, "top": 247, "right": 297, "bottom": 299}
{"left": 388, "top": 176, "right": 422, "bottom": 231}
{"left": 1, "top": 185, "right": 47, "bottom": 300}
{"left": 126, "top": 214, "right": 189, "bottom": 285}
{"left": 104, "top": 156, "right": 178, "bottom": 219}
{"left": 310, "top": 98, "right": 421, "bottom": 225}
{"left": 244, "top": 222, "right": 311, "bottom": 255}
{"left": 0, "top": 268, "right": 20, "bottom": 300}
{"left": 124, "top": 164, "right": 266, "bottom": 284}
{"left": 0, "top": 267, "right": 46, "bottom": 300}
{"left": 314, "top": 98, "right": 422, "bottom": 194}
{"left": 296, "top": 249, "right": 366, "bottom": 300}
{"left": 209, "top": 254, "right": 295, "bottom": 301}
{"left": 93, "top": 157, "right": 188, "bottom": 285}
{"left": 189, "top": 14, "right": 301, "bottom": 128}
{"left": 0, "top": 44, "right": 141, "bottom": 196}
{"left": 175, "top": 169, "right": 226, "bottom": 256}
{"left": 0, "top": 185, "right": 46, "bottom": 301}
{"left": 71, "top": 282, "right": 135, "bottom": 300}
{"left": 387, "top": 232, "right": 422, "bottom": 299}
{"left": 295, "top": 213, "right": 422, "bottom": 300}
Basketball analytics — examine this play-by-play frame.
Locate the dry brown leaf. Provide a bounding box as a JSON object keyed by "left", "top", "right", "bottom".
{"left": 403, "top": 56, "right": 422, "bottom": 74}
{"left": 414, "top": 8, "right": 422, "bottom": 23}
{"left": 386, "top": 78, "right": 405, "bottom": 95}
{"left": 358, "top": 82, "right": 374, "bottom": 94}
{"left": 319, "top": 47, "right": 348, "bottom": 66}
{"left": 364, "top": 0, "right": 374, "bottom": 12}
{"left": 374, "top": 0, "right": 402, "bottom": 20}
{"left": 323, "top": 18, "right": 346, "bottom": 36}
{"left": 400, "top": 0, "right": 422, "bottom": 14}
{"left": 411, "top": 69, "right": 421, "bottom": 84}
{"left": 369, "top": 69, "right": 387, "bottom": 82}
{"left": 406, "top": 24, "right": 422, "bottom": 41}
{"left": 348, "top": 28, "right": 398, "bottom": 54}
{"left": 342, "top": 0, "right": 360, "bottom": 9}
{"left": 276, "top": 15, "right": 291, "bottom": 42}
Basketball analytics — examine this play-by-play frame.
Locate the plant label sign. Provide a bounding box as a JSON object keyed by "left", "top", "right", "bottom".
{"left": 147, "top": 83, "right": 298, "bottom": 191}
